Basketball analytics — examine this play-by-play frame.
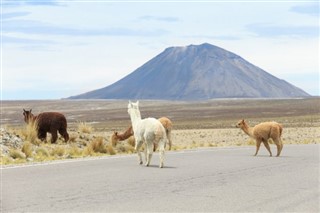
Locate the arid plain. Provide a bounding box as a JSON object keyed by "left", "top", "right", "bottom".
{"left": 1, "top": 98, "right": 319, "bottom": 164}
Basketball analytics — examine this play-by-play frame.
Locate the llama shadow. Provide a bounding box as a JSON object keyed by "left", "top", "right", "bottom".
{"left": 143, "top": 165, "right": 177, "bottom": 169}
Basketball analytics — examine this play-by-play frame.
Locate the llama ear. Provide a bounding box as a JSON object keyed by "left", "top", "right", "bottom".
{"left": 30, "top": 109, "right": 32, "bottom": 113}
{"left": 136, "top": 100, "right": 139, "bottom": 106}
{"left": 23, "top": 109, "right": 26, "bottom": 112}
{"left": 241, "top": 119, "right": 245, "bottom": 123}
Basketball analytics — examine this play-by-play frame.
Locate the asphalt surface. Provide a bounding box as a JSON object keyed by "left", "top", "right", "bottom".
{"left": 1, "top": 144, "right": 319, "bottom": 212}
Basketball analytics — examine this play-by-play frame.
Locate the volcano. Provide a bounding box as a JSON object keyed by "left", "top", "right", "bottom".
{"left": 69, "top": 43, "right": 309, "bottom": 100}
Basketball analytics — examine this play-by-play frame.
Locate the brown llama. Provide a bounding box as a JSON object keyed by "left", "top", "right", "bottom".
{"left": 236, "top": 119, "right": 283, "bottom": 157}
{"left": 23, "top": 109, "right": 69, "bottom": 143}
{"left": 111, "top": 117, "right": 173, "bottom": 150}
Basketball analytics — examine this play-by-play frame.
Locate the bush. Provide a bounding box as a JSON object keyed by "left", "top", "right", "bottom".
{"left": 51, "top": 146, "right": 66, "bottom": 157}
{"left": 22, "top": 121, "right": 40, "bottom": 145}
{"left": 77, "top": 122, "right": 93, "bottom": 134}
{"left": 89, "top": 137, "right": 107, "bottom": 153}
{"left": 22, "top": 141, "right": 33, "bottom": 158}
{"left": 9, "top": 149, "right": 26, "bottom": 159}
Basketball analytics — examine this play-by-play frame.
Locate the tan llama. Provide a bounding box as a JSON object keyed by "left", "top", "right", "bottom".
{"left": 236, "top": 119, "right": 283, "bottom": 157}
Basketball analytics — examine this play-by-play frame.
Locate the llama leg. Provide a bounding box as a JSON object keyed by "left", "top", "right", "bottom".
{"left": 262, "top": 140, "right": 272, "bottom": 157}
{"left": 135, "top": 140, "right": 143, "bottom": 165}
{"left": 167, "top": 131, "right": 172, "bottom": 151}
{"left": 38, "top": 129, "right": 47, "bottom": 141}
{"left": 279, "top": 138, "right": 284, "bottom": 156}
{"left": 274, "top": 139, "right": 282, "bottom": 157}
{"left": 254, "top": 140, "right": 262, "bottom": 156}
{"left": 159, "top": 139, "right": 166, "bottom": 168}
{"left": 51, "top": 130, "right": 58, "bottom": 144}
{"left": 145, "top": 142, "right": 154, "bottom": 167}
{"left": 59, "top": 128, "right": 69, "bottom": 142}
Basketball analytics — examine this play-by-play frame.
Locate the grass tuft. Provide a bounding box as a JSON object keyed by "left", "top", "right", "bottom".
{"left": 78, "top": 122, "right": 93, "bottom": 134}
{"left": 21, "top": 121, "right": 41, "bottom": 145}
{"left": 127, "top": 136, "right": 135, "bottom": 147}
{"left": 22, "top": 141, "right": 33, "bottom": 158}
{"left": 89, "top": 137, "right": 107, "bottom": 153}
{"left": 9, "top": 149, "right": 26, "bottom": 159}
{"left": 51, "top": 145, "right": 66, "bottom": 157}
{"left": 106, "top": 145, "right": 116, "bottom": 155}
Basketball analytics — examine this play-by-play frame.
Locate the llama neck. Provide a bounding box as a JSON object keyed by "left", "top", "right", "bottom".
{"left": 118, "top": 126, "right": 133, "bottom": 140}
{"left": 128, "top": 110, "right": 141, "bottom": 128}
{"left": 241, "top": 122, "right": 254, "bottom": 137}
{"left": 27, "top": 114, "right": 37, "bottom": 124}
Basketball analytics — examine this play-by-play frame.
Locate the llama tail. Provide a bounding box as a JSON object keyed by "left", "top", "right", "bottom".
{"left": 279, "top": 124, "right": 283, "bottom": 138}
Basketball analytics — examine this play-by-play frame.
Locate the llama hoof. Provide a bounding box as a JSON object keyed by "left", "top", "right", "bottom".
{"left": 159, "top": 163, "right": 164, "bottom": 168}
{"left": 139, "top": 161, "right": 143, "bottom": 165}
{"left": 145, "top": 163, "right": 150, "bottom": 167}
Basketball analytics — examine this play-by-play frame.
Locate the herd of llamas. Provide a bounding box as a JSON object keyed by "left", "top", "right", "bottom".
{"left": 22, "top": 101, "right": 284, "bottom": 168}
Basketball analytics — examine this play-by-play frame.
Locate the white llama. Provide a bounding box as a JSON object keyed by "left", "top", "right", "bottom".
{"left": 127, "top": 101, "right": 167, "bottom": 168}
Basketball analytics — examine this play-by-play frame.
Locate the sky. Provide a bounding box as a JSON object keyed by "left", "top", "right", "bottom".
{"left": 1, "top": 0, "right": 319, "bottom": 100}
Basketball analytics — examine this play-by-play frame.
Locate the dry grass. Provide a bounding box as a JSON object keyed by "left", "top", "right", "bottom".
{"left": 51, "top": 145, "right": 66, "bottom": 157}
{"left": 1, "top": 99, "right": 319, "bottom": 165}
{"left": 22, "top": 141, "right": 33, "bottom": 158}
{"left": 106, "top": 145, "right": 116, "bottom": 155}
{"left": 78, "top": 122, "right": 93, "bottom": 134}
{"left": 88, "top": 137, "right": 107, "bottom": 153}
{"left": 9, "top": 149, "right": 26, "bottom": 159}
{"left": 127, "top": 136, "right": 135, "bottom": 147}
{"left": 68, "top": 144, "right": 83, "bottom": 158}
{"left": 20, "top": 121, "right": 41, "bottom": 145}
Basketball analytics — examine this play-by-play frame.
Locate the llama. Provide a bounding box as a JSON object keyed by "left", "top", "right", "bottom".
{"left": 23, "top": 109, "right": 69, "bottom": 143}
{"left": 236, "top": 119, "right": 283, "bottom": 157}
{"left": 127, "top": 101, "right": 167, "bottom": 168}
{"left": 111, "top": 117, "right": 173, "bottom": 150}
{"left": 111, "top": 126, "right": 133, "bottom": 147}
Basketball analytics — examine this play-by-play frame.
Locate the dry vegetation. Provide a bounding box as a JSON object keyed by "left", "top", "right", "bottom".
{"left": 1, "top": 98, "right": 319, "bottom": 165}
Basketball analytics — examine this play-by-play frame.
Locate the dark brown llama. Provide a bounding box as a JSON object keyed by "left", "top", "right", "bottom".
{"left": 23, "top": 109, "right": 69, "bottom": 143}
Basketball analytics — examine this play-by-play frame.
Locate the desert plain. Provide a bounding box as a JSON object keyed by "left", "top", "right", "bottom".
{"left": 1, "top": 98, "right": 319, "bottom": 164}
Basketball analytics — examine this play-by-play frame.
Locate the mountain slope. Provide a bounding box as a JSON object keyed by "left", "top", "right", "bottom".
{"left": 69, "top": 43, "right": 309, "bottom": 100}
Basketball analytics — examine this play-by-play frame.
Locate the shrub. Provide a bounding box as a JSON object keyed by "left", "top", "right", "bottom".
{"left": 89, "top": 137, "right": 107, "bottom": 153}
{"left": 9, "top": 149, "right": 26, "bottom": 159}
{"left": 22, "top": 141, "right": 33, "bottom": 158}
{"left": 51, "top": 146, "right": 66, "bottom": 157}
{"left": 68, "top": 144, "right": 82, "bottom": 158}
{"left": 77, "top": 122, "right": 93, "bottom": 134}
{"left": 68, "top": 133, "right": 78, "bottom": 142}
{"left": 83, "top": 146, "right": 94, "bottom": 156}
{"left": 106, "top": 145, "right": 116, "bottom": 155}
{"left": 36, "top": 147, "right": 50, "bottom": 157}
{"left": 22, "top": 121, "right": 41, "bottom": 145}
{"left": 127, "top": 136, "right": 135, "bottom": 147}
{"left": 117, "top": 144, "right": 135, "bottom": 153}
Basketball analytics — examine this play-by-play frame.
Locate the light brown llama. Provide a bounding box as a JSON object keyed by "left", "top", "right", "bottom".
{"left": 111, "top": 117, "right": 173, "bottom": 150}
{"left": 236, "top": 119, "right": 283, "bottom": 157}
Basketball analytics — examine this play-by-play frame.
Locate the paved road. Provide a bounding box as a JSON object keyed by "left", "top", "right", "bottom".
{"left": 1, "top": 145, "right": 319, "bottom": 212}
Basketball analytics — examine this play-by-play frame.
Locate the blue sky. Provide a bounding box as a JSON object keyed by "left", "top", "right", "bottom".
{"left": 1, "top": 0, "right": 319, "bottom": 100}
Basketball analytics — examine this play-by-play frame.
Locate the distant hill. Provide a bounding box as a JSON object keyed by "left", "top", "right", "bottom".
{"left": 69, "top": 43, "right": 310, "bottom": 100}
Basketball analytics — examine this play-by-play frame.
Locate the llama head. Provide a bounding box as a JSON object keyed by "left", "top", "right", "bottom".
{"left": 236, "top": 119, "right": 246, "bottom": 128}
{"left": 23, "top": 109, "right": 34, "bottom": 124}
{"left": 127, "top": 101, "right": 141, "bottom": 119}
{"left": 110, "top": 132, "right": 119, "bottom": 147}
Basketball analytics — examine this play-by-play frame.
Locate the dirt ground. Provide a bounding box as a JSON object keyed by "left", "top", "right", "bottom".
{"left": 2, "top": 98, "right": 319, "bottom": 150}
